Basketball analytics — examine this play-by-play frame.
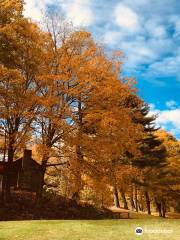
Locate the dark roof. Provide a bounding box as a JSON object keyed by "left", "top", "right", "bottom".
{"left": 15, "top": 157, "right": 41, "bottom": 169}
{"left": 0, "top": 157, "right": 41, "bottom": 175}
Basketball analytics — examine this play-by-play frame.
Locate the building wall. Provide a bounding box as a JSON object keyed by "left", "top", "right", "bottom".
{"left": 18, "top": 150, "right": 41, "bottom": 191}
{"left": 0, "top": 175, "right": 2, "bottom": 192}
{"left": 0, "top": 150, "right": 41, "bottom": 192}
{"left": 18, "top": 164, "right": 41, "bottom": 191}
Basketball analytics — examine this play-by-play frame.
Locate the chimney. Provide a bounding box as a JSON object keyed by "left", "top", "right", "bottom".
{"left": 22, "top": 149, "right": 32, "bottom": 169}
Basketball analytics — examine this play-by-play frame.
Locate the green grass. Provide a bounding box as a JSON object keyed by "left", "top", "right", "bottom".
{"left": 0, "top": 219, "right": 179, "bottom": 240}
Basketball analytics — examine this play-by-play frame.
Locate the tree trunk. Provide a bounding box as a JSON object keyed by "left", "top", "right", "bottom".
{"left": 155, "top": 201, "right": 162, "bottom": 217}
{"left": 5, "top": 171, "right": 11, "bottom": 202}
{"left": 113, "top": 186, "right": 120, "bottom": 208}
{"left": 130, "top": 185, "right": 135, "bottom": 210}
{"left": 145, "top": 191, "right": 151, "bottom": 215}
{"left": 0, "top": 174, "right": 5, "bottom": 205}
{"left": 139, "top": 193, "right": 144, "bottom": 212}
{"left": 74, "top": 144, "right": 83, "bottom": 203}
{"left": 5, "top": 145, "right": 14, "bottom": 201}
{"left": 36, "top": 158, "right": 47, "bottom": 205}
{"left": 120, "top": 190, "right": 128, "bottom": 209}
{"left": 101, "top": 193, "right": 104, "bottom": 208}
{"left": 162, "top": 200, "right": 166, "bottom": 218}
{"left": 72, "top": 191, "right": 80, "bottom": 206}
{"left": 135, "top": 185, "right": 138, "bottom": 212}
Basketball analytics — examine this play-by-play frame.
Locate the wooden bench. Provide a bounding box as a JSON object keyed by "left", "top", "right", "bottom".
{"left": 112, "top": 212, "right": 130, "bottom": 219}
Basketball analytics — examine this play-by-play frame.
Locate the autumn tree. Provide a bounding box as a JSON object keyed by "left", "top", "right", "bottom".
{"left": 152, "top": 130, "right": 180, "bottom": 217}
{"left": 121, "top": 101, "right": 167, "bottom": 214}
{"left": 62, "top": 35, "right": 144, "bottom": 205}
{"left": 0, "top": 0, "right": 24, "bottom": 26}
{"left": 32, "top": 14, "right": 75, "bottom": 203}
{"left": 0, "top": 0, "right": 44, "bottom": 200}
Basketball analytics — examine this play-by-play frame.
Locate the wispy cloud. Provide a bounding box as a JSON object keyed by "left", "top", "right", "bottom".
{"left": 166, "top": 100, "right": 178, "bottom": 109}
{"left": 114, "top": 3, "right": 140, "bottom": 33}
{"left": 24, "top": 0, "right": 52, "bottom": 22}
{"left": 146, "top": 55, "right": 180, "bottom": 81}
{"left": 60, "top": 0, "right": 94, "bottom": 27}
{"left": 100, "top": 0, "right": 180, "bottom": 85}
{"left": 24, "top": 0, "right": 94, "bottom": 26}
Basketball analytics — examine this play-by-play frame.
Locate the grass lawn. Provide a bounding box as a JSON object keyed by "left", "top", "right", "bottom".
{"left": 0, "top": 218, "right": 179, "bottom": 240}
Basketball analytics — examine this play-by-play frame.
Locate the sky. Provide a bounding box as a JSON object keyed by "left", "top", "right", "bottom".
{"left": 24, "top": 0, "right": 180, "bottom": 139}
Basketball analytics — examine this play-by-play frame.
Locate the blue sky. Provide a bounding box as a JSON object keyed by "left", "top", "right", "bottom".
{"left": 24, "top": 0, "right": 180, "bottom": 139}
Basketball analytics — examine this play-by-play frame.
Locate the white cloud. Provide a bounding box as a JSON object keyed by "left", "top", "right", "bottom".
{"left": 149, "top": 103, "right": 156, "bottom": 109}
{"left": 157, "top": 109, "right": 180, "bottom": 127}
{"left": 24, "top": 0, "right": 94, "bottom": 27}
{"left": 102, "top": 31, "right": 123, "bottom": 45}
{"left": 24, "top": 0, "right": 53, "bottom": 22}
{"left": 120, "top": 38, "right": 157, "bottom": 68}
{"left": 122, "top": 33, "right": 174, "bottom": 70}
{"left": 147, "top": 55, "right": 180, "bottom": 79}
{"left": 149, "top": 104, "right": 180, "bottom": 138}
{"left": 114, "top": 3, "right": 139, "bottom": 32}
{"left": 61, "top": 0, "right": 94, "bottom": 27}
{"left": 24, "top": 0, "right": 42, "bottom": 22}
{"left": 145, "top": 20, "right": 167, "bottom": 38}
{"left": 166, "top": 100, "right": 178, "bottom": 109}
